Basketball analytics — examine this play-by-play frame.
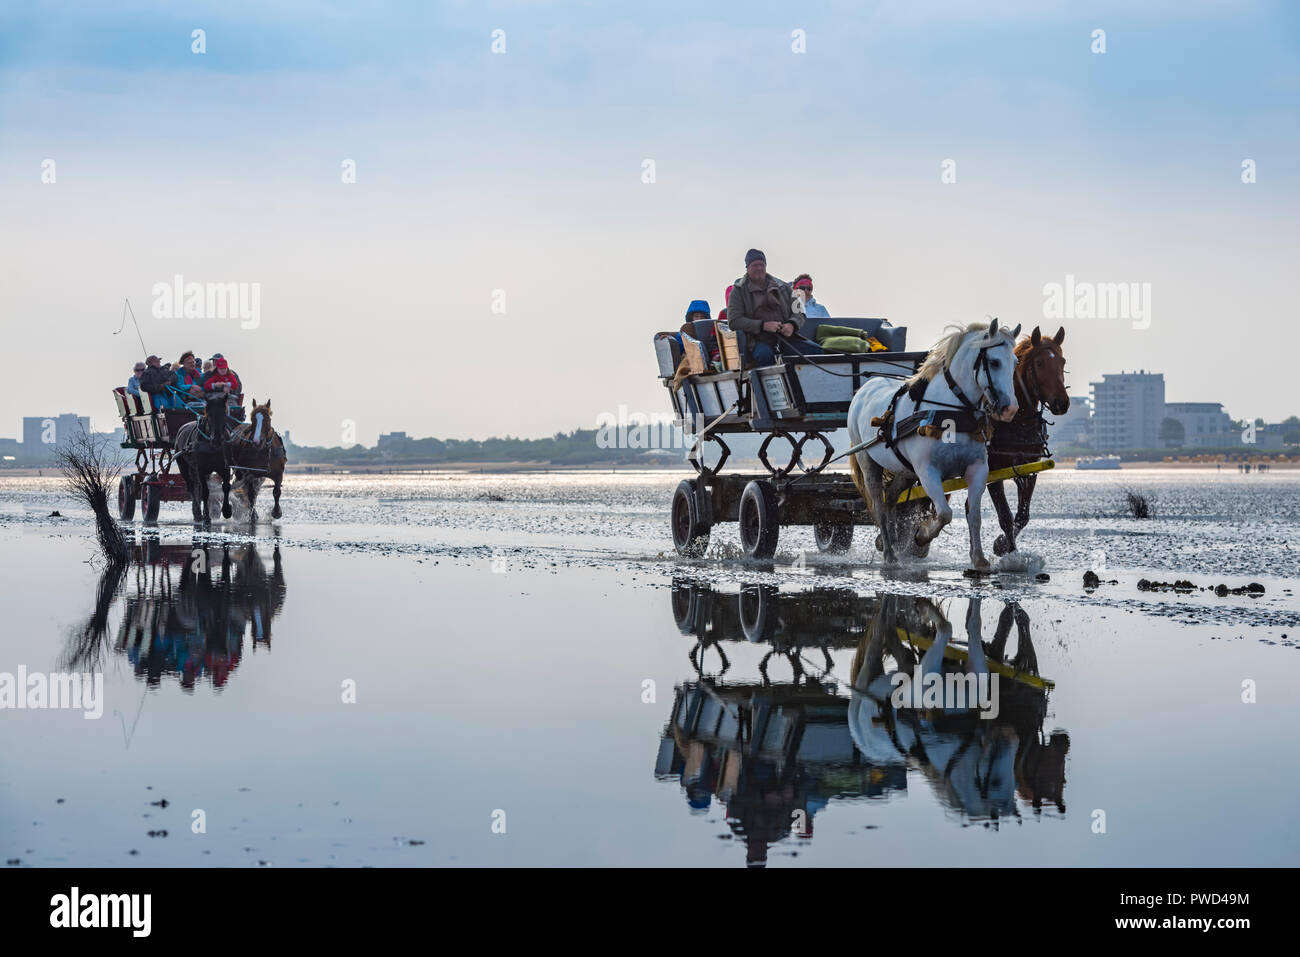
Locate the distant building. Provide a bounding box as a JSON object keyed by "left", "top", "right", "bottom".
{"left": 21, "top": 414, "right": 90, "bottom": 463}
{"left": 376, "top": 431, "right": 408, "bottom": 450}
{"left": 1243, "top": 421, "right": 1285, "bottom": 450}
{"left": 1162, "top": 401, "right": 1234, "bottom": 448}
{"left": 1047, "top": 395, "right": 1092, "bottom": 448}
{"left": 1089, "top": 372, "right": 1164, "bottom": 452}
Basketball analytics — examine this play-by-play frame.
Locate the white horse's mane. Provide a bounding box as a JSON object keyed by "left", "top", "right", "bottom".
{"left": 906, "top": 322, "right": 1016, "bottom": 390}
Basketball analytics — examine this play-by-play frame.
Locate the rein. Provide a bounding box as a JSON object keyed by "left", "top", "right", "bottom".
{"left": 994, "top": 344, "right": 1054, "bottom": 459}
{"left": 776, "top": 334, "right": 912, "bottom": 380}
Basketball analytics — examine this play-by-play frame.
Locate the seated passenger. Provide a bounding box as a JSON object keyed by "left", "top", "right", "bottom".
{"left": 127, "top": 362, "right": 145, "bottom": 396}
{"left": 203, "top": 356, "right": 245, "bottom": 420}
{"left": 677, "top": 299, "right": 720, "bottom": 364}
{"left": 726, "top": 249, "right": 799, "bottom": 366}
{"left": 792, "top": 275, "right": 830, "bottom": 319}
{"left": 717, "top": 284, "right": 733, "bottom": 324}
{"left": 139, "top": 355, "right": 178, "bottom": 408}
{"left": 171, "top": 351, "right": 205, "bottom": 411}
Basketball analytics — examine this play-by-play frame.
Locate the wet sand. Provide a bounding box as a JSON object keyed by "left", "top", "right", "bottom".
{"left": 1, "top": 470, "right": 1298, "bottom": 866}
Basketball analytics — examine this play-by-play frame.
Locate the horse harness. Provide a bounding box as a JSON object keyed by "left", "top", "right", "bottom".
{"left": 229, "top": 420, "right": 286, "bottom": 468}
{"left": 991, "top": 349, "right": 1053, "bottom": 464}
{"left": 870, "top": 347, "right": 999, "bottom": 476}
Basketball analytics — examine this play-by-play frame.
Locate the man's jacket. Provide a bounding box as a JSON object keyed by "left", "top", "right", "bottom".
{"left": 725, "top": 274, "right": 799, "bottom": 336}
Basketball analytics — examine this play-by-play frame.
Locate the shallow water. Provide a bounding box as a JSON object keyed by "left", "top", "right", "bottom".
{"left": 1, "top": 469, "right": 1297, "bottom": 866}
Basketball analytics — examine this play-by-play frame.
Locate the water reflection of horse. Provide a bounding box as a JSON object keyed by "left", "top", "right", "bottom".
{"left": 848, "top": 594, "right": 1069, "bottom": 818}
{"left": 657, "top": 583, "right": 1069, "bottom": 866}
{"left": 62, "top": 540, "right": 287, "bottom": 692}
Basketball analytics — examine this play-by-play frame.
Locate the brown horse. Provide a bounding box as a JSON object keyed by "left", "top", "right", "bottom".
{"left": 988, "top": 326, "right": 1069, "bottom": 555}
{"left": 229, "top": 398, "right": 286, "bottom": 520}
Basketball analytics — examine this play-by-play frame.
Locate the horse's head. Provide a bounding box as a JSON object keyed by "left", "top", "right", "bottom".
{"left": 203, "top": 391, "right": 228, "bottom": 431}
{"left": 248, "top": 398, "right": 272, "bottom": 445}
{"left": 955, "top": 318, "right": 1020, "bottom": 422}
{"left": 1015, "top": 327, "right": 1070, "bottom": 416}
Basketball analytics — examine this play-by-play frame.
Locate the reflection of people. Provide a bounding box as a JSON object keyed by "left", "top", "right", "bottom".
{"left": 65, "top": 542, "right": 286, "bottom": 693}
{"left": 658, "top": 584, "right": 1069, "bottom": 864}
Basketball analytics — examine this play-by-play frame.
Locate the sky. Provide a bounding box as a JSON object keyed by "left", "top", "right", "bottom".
{"left": 1, "top": 0, "right": 1297, "bottom": 446}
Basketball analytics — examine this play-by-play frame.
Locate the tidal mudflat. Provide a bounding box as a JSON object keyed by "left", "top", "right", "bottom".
{"left": 1, "top": 470, "right": 1297, "bottom": 867}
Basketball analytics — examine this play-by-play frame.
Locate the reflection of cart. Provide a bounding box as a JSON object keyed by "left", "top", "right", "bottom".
{"left": 111, "top": 388, "right": 195, "bottom": 521}
{"left": 658, "top": 317, "right": 1053, "bottom": 559}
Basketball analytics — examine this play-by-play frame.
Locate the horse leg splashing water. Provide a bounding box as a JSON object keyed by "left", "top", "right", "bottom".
{"left": 847, "top": 319, "right": 1020, "bottom": 570}
{"left": 230, "top": 399, "right": 286, "bottom": 522}
{"left": 987, "top": 326, "right": 1070, "bottom": 555}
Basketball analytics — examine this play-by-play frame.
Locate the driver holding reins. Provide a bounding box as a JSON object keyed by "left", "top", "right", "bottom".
{"left": 203, "top": 355, "right": 245, "bottom": 421}
{"left": 726, "top": 248, "right": 801, "bottom": 367}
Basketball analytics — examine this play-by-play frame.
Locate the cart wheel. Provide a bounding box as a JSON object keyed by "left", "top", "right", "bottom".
{"left": 879, "top": 498, "right": 934, "bottom": 558}
{"left": 143, "top": 482, "right": 162, "bottom": 522}
{"left": 813, "top": 520, "right": 854, "bottom": 554}
{"left": 739, "top": 583, "right": 777, "bottom": 642}
{"left": 671, "top": 580, "right": 700, "bottom": 634}
{"left": 118, "top": 475, "right": 137, "bottom": 521}
{"left": 671, "top": 479, "right": 711, "bottom": 557}
{"left": 738, "top": 479, "right": 780, "bottom": 559}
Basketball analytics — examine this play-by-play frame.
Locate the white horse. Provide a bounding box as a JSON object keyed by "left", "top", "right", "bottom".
{"left": 847, "top": 319, "right": 1020, "bottom": 569}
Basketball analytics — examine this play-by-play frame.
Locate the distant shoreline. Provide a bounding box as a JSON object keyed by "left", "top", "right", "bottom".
{"left": 1, "top": 457, "right": 1294, "bottom": 479}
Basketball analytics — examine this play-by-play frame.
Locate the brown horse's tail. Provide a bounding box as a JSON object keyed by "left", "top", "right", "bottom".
{"left": 848, "top": 454, "right": 874, "bottom": 521}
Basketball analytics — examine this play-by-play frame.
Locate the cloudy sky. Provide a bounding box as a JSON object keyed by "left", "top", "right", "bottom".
{"left": 1, "top": 1, "right": 1296, "bottom": 445}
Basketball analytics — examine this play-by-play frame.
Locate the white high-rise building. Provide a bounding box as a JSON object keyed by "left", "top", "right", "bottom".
{"left": 1089, "top": 372, "right": 1165, "bottom": 452}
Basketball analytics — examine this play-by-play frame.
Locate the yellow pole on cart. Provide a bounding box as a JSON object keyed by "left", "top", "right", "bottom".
{"left": 896, "top": 459, "right": 1055, "bottom": 504}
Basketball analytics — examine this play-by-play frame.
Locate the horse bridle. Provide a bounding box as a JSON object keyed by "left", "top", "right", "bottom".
{"left": 930, "top": 339, "right": 1003, "bottom": 419}
{"left": 1015, "top": 345, "right": 1044, "bottom": 412}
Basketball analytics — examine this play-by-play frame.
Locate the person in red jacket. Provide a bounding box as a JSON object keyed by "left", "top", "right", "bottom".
{"left": 203, "top": 355, "right": 244, "bottom": 419}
